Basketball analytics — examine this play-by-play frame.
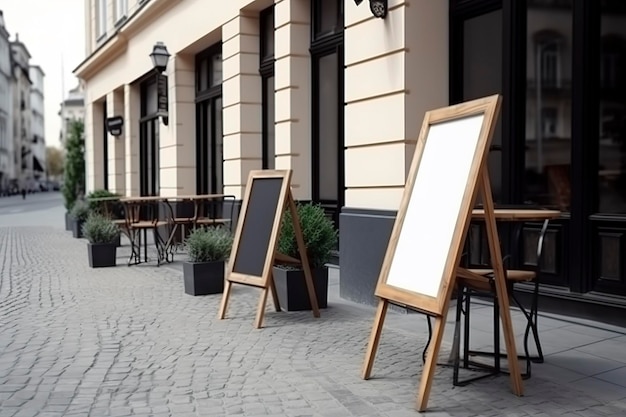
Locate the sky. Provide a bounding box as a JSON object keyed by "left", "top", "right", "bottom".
{"left": 0, "top": 0, "right": 85, "bottom": 149}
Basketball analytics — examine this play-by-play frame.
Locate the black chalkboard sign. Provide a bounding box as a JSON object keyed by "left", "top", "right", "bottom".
{"left": 219, "top": 169, "right": 320, "bottom": 328}
{"left": 232, "top": 177, "right": 283, "bottom": 277}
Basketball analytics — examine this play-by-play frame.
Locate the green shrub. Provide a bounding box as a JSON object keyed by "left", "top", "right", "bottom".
{"left": 62, "top": 120, "right": 85, "bottom": 211}
{"left": 86, "top": 189, "right": 122, "bottom": 217}
{"left": 82, "top": 213, "right": 120, "bottom": 244}
{"left": 70, "top": 200, "right": 91, "bottom": 223}
{"left": 277, "top": 203, "right": 338, "bottom": 269}
{"left": 186, "top": 226, "right": 234, "bottom": 263}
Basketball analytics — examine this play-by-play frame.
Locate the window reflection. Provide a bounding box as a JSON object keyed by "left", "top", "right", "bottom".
{"left": 524, "top": 2, "right": 572, "bottom": 211}
{"left": 598, "top": 2, "right": 626, "bottom": 213}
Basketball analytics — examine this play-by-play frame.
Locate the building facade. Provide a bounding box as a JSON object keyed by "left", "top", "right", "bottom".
{"left": 0, "top": 11, "right": 13, "bottom": 193}
{"left": 10, "top": 35, "right": 33, "bottom": 191}
{"left": 29, "top": 65, "right": 45, "bottom": 182}
{"left": 76, "top": 0, "right": 626, "bottom": 321}
{"left": 59, "top": 84, "right": 85, "bottom": 147}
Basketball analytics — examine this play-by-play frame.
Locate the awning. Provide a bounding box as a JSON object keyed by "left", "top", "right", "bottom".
{"left": 33, "top": 155, "right": 44, "bottom": 172}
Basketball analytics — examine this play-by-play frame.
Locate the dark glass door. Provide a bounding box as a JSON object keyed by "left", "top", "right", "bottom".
{"left": 140, "top": 78, "right": 159, "bottom": 197}
{"left": 139, "top": 117, "right": 159, "bottom": 196}
{"left": 196, "top": 97, "right": 223, "bottom": 195}
{"left": 311, "top": 0, "right": 344, "bottom": 229}
{"left": 591, "top": 1, "right": 626, "bottom": 295}
{"left": 195, "top": 45, "right": 223, "bottom": 196}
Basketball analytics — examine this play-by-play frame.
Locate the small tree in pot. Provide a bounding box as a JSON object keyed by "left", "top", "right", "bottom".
{"left": 83, "top": 213, "right": 120, "bottom": 268}
{"left": 183, "top": 226, "right": 234, "bottom": 296}
{"left": 70, "top": 200, "right": 90, "bottom": 239}
{"left": 274, "top": 202, "right": 338, "bottom": 311}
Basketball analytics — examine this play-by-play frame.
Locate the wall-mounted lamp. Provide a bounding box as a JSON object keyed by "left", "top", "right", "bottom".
{"left": 150, "top": 41, "right": 170, "bottom": 73}
{"left": 354, "top": 0, "right": 388, "bottom": 19}
{"left": 150, "top": 42, "right": 170, "bottom": 126}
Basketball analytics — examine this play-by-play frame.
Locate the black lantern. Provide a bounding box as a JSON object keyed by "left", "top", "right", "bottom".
{"left": 369, "top": 0, "right": 388, "bottom": 18}
{"left": 354, "top": 0, "right": 387, "bottom": 19}
{"left": 150, "top": 41, "right": 170, "bottom": 73}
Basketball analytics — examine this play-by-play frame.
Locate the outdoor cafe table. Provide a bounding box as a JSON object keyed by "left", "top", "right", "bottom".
{"left": 118, "top": 194, "right": 235, "bottom": 266}
{"left": 118, "top": 196, "right": 169, "bottom": 266}
{"left": 450, "top": 207, "right": 562, "bottom": 383}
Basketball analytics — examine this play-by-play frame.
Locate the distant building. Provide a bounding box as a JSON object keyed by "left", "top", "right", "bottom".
{"left": 59, "top": 84, "right": 84, "bottom": 147}
{"left": 10, "top": 33, "right": 32, "bottom": 190}
{"left": 0, "top": 11, "right": 13, "bottom": 193}
{"left": 29, "top": 65, "right": 45, "bottom": 182}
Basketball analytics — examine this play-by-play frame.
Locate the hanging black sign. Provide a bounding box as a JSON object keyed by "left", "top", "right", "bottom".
{"left": 106, "top": 116, "right": 124, "bottom": 137}
{"left": 157, "top": 73, "right": 169, "bottom": 125}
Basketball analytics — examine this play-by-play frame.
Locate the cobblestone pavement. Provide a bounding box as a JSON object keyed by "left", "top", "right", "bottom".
{"left": 0, "top": 218, "right": 625, "bottom": 415}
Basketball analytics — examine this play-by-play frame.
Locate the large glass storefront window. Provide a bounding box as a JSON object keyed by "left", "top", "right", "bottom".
{"left": 462, "top": 10, "right": 502, "bottom": 203}
{"left": 524, "top": 1, "right": 573, "bottom": 211}
{"left": 598, "top": 1, "right": 626, "bottom": 213}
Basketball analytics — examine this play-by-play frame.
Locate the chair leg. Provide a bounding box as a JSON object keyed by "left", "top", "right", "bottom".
{"left": 521, "top": 281, "right": 544, "bottom": 363}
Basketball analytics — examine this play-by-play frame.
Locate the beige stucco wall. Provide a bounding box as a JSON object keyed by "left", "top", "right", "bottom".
{"left": 78, "top": 0, "right": 286, "bottom": 198}
{"left": 79, "top": 0, "right": 449, "bottom": 209}
{"left": 344, "top": 0, "right": 448, "bottom": 211}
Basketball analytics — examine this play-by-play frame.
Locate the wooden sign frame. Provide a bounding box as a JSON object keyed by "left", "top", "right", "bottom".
{"left": 218, "top": 169, "right": 320, "bottom": 328}
{"left": 361, "top": 95, "right": 523, "bottom": 411}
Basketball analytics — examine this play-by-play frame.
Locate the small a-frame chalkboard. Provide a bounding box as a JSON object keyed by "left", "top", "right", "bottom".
{"left": 361, "top": 95, "right": 523, "bottom": 411}
{"left": 218, "top": 170, "right": 320, "bottom": 328}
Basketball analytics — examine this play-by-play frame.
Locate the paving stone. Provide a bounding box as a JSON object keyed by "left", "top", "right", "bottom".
{"left": 0, "top": 218, "right": 624, "bottom": 417}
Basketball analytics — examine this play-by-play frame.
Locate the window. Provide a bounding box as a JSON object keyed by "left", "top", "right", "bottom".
{"left": 0, "top": 117, "right": 6, "bottom": 150}
{"left": 539, "top": 41, "right": 560, "bottom": 88}
{"left": 96, "top": 0, "right": 107, "bottom": 39}
{"left": 311, "top": 0, "right": 345, "bottom": 228}
{"left": 140, "top": 79, "right": 160, "bottom": 196}
{"left": 115, "top": 0, "right": 128, "bottom": 23}
{"left": 313, "top": 0, "right": 342, "bottom": 40}
{"left": 542, "top": 107, "right": 557, "bottom": 137}
{"left": 195, "top": 45, "right": 223, "bottom": 195}
{"left": 260, "top": 6, "right": 275, "bottom": 169}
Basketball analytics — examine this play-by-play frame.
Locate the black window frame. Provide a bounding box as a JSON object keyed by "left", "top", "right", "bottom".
{"left": 139, "top": 77, "right": 160, "bottom": 197}
{"left": 102, "top": 99, "right": 109, "bottom": 190}
{"left": 195, "top": 43, "right": 224, "bottom": 195}
{"left": 260, "top": 5, "right": 276, "bottom": 170}
{"left": 310, "top": 0, "right": 345, "bottom": 228}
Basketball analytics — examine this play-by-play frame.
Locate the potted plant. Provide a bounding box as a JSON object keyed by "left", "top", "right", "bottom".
{"left": 82, "top": 213, "right": 120, "bottom": 268}
{"left": 87, "top": 189, "right": 123, "bottom": 246}
{"left": 273, "top": 202, "right": 338, "bottom": 311}
{"left": 183, "top": 226, "right": 233, "bottom": 296}
{"left": 70, "top": 199, "right": 90, "bottom": 239}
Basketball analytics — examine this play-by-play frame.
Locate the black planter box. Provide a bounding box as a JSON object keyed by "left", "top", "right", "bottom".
{"left": 87, "top": 243, "right": 117, "bottom": 268}
{"left": 183, "top": 261, "right": 225, "bottom": 295}
{"left": 72, "top": 220, "right": 84, "bottom": 239}
{"left": 65, "top": 212, "right": 73, "bottom": 231}
{"left": 272, "top": 267, "right": 328, "bottom": 311}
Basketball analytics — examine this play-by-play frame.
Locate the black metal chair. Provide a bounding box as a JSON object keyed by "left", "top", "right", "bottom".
{"left": 451, "top": 218, "right": 550, "bottom": 385}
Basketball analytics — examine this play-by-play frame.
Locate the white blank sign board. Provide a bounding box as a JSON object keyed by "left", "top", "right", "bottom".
{"left": 386, "top": 114, "right": 485, "bottom": 297}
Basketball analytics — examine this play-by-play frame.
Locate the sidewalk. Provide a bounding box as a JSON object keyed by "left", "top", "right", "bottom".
{"left": 0, "top": 209, "right": 625, "bottom": 416}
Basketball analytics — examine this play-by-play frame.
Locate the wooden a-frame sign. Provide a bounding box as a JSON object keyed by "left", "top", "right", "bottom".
{"left": 361, "top": 94, "right": 524, "bottom": 411}
{"left": 218, "top": 169, "right": 320, "bottom": 328}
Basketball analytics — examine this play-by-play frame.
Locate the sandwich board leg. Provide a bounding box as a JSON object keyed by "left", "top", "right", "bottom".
{"left": 288, "top": 192, "right": 320, "bottom": 318}
{"left": 417, "top": 315, "right": 445, "bottom": 412}
{"left": 218, "top": 279, "right": 232, "bottom": 320}
{"left": 254, "top": 287, "right": 270, "bottom": 329}
{"left": 362, "top": 299, "right": 389, "bottom": 380}
{"left": 480, "top": 170, "right": 524, "bottom": 396}
{"left": 269, "top": 270, "right": 281, "bottom": 312}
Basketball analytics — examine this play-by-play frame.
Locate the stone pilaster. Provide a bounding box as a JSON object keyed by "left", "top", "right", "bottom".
{"left": 274, "top": 0, "right": 311, "bottom": 200}
{"left": 222, "top": 13, "right": 263, "bottom": 199}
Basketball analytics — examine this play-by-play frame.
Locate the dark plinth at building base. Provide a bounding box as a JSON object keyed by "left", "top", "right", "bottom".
{"left": 339, "top": 208, "right": 396, "bottom": 308}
